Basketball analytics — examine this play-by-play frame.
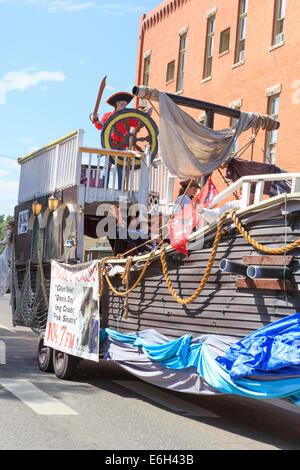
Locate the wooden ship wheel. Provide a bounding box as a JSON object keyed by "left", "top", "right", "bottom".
{"left": 101, "top": 108, "right": 159, "bottom": 169}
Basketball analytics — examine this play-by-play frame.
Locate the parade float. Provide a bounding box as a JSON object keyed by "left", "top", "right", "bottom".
{"left": 11, "top": 83, "right": 300, "bottom": 406}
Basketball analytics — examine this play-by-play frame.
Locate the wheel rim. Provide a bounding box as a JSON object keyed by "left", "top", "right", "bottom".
{"left": 55, "top": 351, "right": 64, "bottom": 370}
{"left": 38, "top": 347, "right": 47, "bottom": 365}
{"left": 38, "top": 340, "right": 47, "bottom": 365}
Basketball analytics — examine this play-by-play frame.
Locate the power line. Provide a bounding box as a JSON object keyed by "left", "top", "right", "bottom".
{"left": 0, "top": 153, "right": 18, "bottom": 161}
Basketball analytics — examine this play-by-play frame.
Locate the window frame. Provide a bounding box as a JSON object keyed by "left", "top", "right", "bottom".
{"left": 176, "top": 33, "right": 187, "bottom": 92}
{"left": 272, "top": 0, "right": 286, "bottom": 46}
{"left": 265, "top": 93, "right": 280, "bottom": 165}
{"left": 203, "top": 14, "right": 215, "bottom": 79}
{"left": 166, "top": 60, "right": 175, "bottom": 83}
{"left": 143, "top": 56, "right": 151, "bottom": 87}
{"left": 234, "top": 0, "right": 248, "bottom": 65}
{"left": 219, "top": 28, "right": 230, "bottom": 54}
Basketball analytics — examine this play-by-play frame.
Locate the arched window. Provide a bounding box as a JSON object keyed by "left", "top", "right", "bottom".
{"left": 31, "top": 217, "right": 44, "bottom": 263}
{"left": 44, "top": 213, "right": 59, "bottom": 260}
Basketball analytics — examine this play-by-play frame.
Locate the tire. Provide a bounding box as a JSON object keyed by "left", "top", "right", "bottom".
{"left": 53, "top": 349, "right": 79, "bottom": 380}
{"left": 37, "top": 332, "right": 54, "bottom": 373}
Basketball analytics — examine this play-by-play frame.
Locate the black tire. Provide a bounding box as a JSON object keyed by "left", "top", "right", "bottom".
{"left": 53, "top": 349, "right": 79, "bottom": 380}
{"left": 37, "top": 332, "right": 54, "bottom": 373}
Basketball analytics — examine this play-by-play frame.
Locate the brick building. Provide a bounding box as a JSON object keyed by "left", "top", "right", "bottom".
{"left": 134, "top": 0, "right": 300, "bottom": 204}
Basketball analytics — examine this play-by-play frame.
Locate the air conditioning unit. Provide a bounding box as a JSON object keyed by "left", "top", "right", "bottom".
{"left": 275, "top": 33, "right": 283, "bottom": 44}
{"left": 239, "top": 49, "right": 244, "bottom": 62}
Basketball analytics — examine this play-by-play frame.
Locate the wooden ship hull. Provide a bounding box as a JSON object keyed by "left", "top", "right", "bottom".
{"left": 100, "top": 194, "right": 300, "bottom": 341}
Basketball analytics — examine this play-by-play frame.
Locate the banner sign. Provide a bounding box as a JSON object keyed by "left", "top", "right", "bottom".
{"left": 44, "top": 260, "right": 100, "bottom": 362}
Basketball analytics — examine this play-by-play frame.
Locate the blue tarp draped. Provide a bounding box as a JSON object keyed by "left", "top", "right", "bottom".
{"left": 216, "top": 312, "right": 300, "bottom": 379}
{"left": 99, "top": 314, "right": 300, "bottom": 406}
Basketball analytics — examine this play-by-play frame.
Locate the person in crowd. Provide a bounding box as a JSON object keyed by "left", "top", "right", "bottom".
{"left": 108, "top": 204, "right": 152, "bottom": 255}
{"left": 172, "top": 179, "right": 201, "bottom": 215}
{"left": 0, "top": 220, "right": 15, "bottom": 296}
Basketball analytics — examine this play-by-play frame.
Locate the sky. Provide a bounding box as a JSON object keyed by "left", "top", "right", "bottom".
{"left": 0, "top": 0, "right": 160, "bottom": 217}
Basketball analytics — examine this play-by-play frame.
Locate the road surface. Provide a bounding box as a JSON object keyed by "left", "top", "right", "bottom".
{"left": 1, "top": 294, "right": 300, "bottom": 452}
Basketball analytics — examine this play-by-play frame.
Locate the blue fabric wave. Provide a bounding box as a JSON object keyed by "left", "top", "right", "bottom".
{"left": 216, "top": 312, "right": 300, "bottom": 379}
{"left": 99, "top": 323, "right": 300, "bottom": 405}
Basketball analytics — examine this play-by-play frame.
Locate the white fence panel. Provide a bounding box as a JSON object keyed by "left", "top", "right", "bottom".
{"left": 18, "top": 130, "right": 84, "bottom": 204}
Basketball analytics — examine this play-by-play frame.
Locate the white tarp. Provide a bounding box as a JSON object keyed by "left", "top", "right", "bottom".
{"left": 158, "top": 91, "right": 261, "bottom": 178}
{"left": 44, "top": 260, "right": 100, "bottom": 362}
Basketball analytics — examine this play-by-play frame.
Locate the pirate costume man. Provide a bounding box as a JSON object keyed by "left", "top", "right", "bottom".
{"left": 92, "top": 92, "right": 137, "bottom": 189}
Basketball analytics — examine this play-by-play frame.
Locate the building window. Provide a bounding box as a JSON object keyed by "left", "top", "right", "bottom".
{"left": 143, "top": 56, "right": 151, "bottom": 86}
{"left": 265, "top": 94, "right": 280, "bottom": 164}
{"left": 203, "top": 15, "right": 215, "bottom": 79}
{"left": 235, "top": 0, "right": 248, "bottom": 64}
{"left": 177, "top": 33, "right": 187, "bottom": 92}
{"left": 166, "top": 60, "right": 175, "bottom": 83}
{"left": 219, "top": 28, "right": 230, "bottom": 54}
{"left": 272, "top": 0, "right": 286, "bottom": 45}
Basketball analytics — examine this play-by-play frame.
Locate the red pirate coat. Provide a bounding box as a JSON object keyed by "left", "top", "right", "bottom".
{"left": 94, "top": 111, "right": 115, "bottom": 131}
{"left": 94, "top": 110, "right": 140, "bottom": 148}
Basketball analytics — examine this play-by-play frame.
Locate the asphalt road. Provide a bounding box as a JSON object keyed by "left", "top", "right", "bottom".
{"left": 1, "top": 294, "right": 300, "bottom": 452}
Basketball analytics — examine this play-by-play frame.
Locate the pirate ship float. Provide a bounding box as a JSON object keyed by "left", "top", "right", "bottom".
{"left": 11, "top": 85, "right": 300, "bottom": 403}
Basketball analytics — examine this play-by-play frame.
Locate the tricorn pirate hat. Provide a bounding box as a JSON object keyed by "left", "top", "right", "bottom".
{"left": 179, "top": 179, "right": 201, "bottom": 189}
{"left": 106, "top": 92, "right": 134, "bottom": 107}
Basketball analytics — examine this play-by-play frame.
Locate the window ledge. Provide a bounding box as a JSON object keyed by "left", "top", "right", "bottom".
{"left": 218, "top": 49, "right": 230, "bottom": 58}
{"left": 175, "top": 89, "right": 184, "bottom": 95}
{"left": 201, "top": 76, "right": 212, "bottom": 85}
{"left": 165, "top": 79, "right": 174, "bottom": 86}
{"left": 232, "top": 59, "right": 245, "bottom": 70}
{"left": 269, "top": 40, "right": 285, "bottom": 52}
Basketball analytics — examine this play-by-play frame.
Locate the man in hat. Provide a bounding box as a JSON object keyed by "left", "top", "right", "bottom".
{"left": 92, "top": 91, "right": 134, "bottom": 131}
{"left": 172, "top": 179, "right": 201, "bottom": 216}
{"left": 92, "top": 91, "right": 135, "bottom": 189}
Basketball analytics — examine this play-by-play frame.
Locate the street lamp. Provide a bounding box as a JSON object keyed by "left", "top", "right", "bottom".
{"left": 48, "top": 193, "right": 60, "bottom": 212}
{"left": 32, "top": 199, "right": 42, "bottom": 216}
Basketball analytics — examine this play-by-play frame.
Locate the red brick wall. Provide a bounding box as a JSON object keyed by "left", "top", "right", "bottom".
{"left": 135, "top": 0, "right": 300, "bottom": 199}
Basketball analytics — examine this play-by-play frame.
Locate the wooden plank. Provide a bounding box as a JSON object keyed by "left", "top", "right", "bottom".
{"left": 79, "top": 146, "right": 141, "bottom": 158}
{"left": 236, "top": 278, "right": 295, "bottom": 291}
{"left": 242, "top": 255, "right": 294, "bottom": 266}
{"left": 107, "top": 318, "right": 256, "bottom": 340}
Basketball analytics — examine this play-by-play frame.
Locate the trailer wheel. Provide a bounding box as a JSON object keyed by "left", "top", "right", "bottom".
{"left": 37, "top": 332, "right": 54, "bottom": 373}
{"left": 53, "top": 349, "right": 79, "bottom": 380}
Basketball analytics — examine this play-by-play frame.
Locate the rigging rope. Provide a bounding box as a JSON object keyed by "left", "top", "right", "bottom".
{"left": 229, "top": 209, "right": 300, "bottom": 254}
{"left": 160, "top": 211, "right": 228, "bottom": 305}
